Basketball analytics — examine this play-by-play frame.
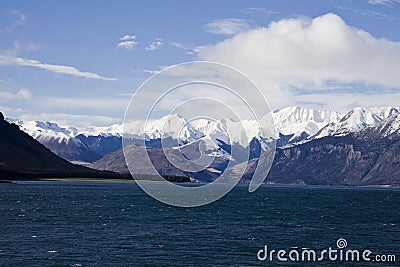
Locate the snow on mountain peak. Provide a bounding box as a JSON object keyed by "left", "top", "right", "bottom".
{"left": 142, "top": 114, "right": 203, "bottom": 142}
{"left": 363, "top": 112, "right": 400, "bottom": 137}
{"left": 79, "top": 124, "right": 124, "bottom": 137}
{"left": 310, "top": 106, "right": 400, "bottom": 140}
{"left": 5, "top": 118, "right": 79, "bottom": 145}
{"left": 272, "top": 106, "right": 342, "bottom": 137}
{"left": 5, "top": 106, "right": 400, "bottom": 149}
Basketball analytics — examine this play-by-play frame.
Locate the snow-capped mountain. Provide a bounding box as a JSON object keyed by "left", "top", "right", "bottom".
{"left": 80, "top": 124, "right": 124, "bottom": 137}
{"left": 7, "top": 106, "right": 342, "bottom": 146}
{"left": 6, "top": 118, "right": 79, "bottom": 144}
{"left": 272, "top": 106, "right": 342, "bottom": 137}
{"left": 6, "top": 106, "right": 400, "bottom": 164}
{"left": 5, "top": 118, "right": 120, "bottom": 163}
{"left": 124, "top": 106, "right": 342, "bottom": 146}
{"left": 264, "top": 111, "right": 400, "bottom": 186}
{"left": 310, "top": 106, "right": 400, "bottom": 140}
{"left": 142, "top": 114, "right": 204, "bottom": 142}
{"left": 362, "top": 112, "right": 400, "bottom": 138}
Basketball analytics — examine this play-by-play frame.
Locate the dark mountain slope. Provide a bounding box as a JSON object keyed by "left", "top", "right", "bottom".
{"left": 266, "top": 134, "right": 400, "bottom": 186}
{"left": 89, "top": 113, "right": 400, "bottom": 186}
{"left": 0, "top": 112, "right": 119, "bottom": 179}
{"left": 228, "top": 114, "right": 400, "bottom": 186}
{"left": 76, "top": 134, "right": 122, "bottom": 159}
{"left": 36, "top": 137, "right": 103, "bottom": 163}
{"left": 90, "top": 144, "right": 220, "bottom": 182}
{"left": 91, "top": 129, "right": 400, "bottom": 186}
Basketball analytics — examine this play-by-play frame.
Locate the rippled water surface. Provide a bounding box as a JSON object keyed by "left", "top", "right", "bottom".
{"left": 0, "top": 182, "right": 399, "bottom": 266}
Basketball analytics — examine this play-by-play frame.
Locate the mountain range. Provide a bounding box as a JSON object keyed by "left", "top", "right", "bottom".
{"left": 0, "top": 112, "right": 119, "bottom": 179}
{"left": 5, "top": 106, "right": 343, "bottom": 162}
{"left": 266, "top": 112, "right": 400, "bottom": 186}
{"left": 5, "top": 106, "right": 400, "bottom": 186}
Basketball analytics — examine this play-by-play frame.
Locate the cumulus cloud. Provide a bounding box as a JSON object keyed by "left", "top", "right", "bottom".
{"left": 0, "top": 55, "right": 117, "bottom": 80}
{"left": 117, "top": 35, "right": 138, "bottom": 49}
{"left": 205, "top": 18, "right": 250, "bottom": 35}
{"left": 198, "top": 13, "right": 400, "bottom": 111}
{"left": 145, "top": 38, "right": 163, "bottom": 51}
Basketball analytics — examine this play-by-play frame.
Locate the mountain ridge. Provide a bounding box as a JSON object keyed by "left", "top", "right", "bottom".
{"left": 90, "top": 110, "right": 400, "bottom": 186}
{"left": 0, "top": 112, "right": 120, "bottom": 179}
{"left": 5, "top": 105, "right": 400, "bottom": 167}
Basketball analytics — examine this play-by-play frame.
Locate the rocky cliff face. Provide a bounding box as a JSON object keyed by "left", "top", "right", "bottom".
{"left": 266, "top": 116, "right": 400, "bottom": 186}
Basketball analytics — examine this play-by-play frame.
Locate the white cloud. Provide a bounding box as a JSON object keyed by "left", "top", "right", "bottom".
{"left": 368, "top": 0, "right": 400, "bottom": 5}
{"left": 117, "top": 35, "right": 138, "bottom": 49}
{"left": 135, "top": 69, "right": 161, "bottom": 75}
{"left": 117, "top": 40, "right": 138, "bottom": 49}
{"left": 169, "top": 42, "right": 200, "bottom": 55}
{"left": 205, "top": 18, "right": 250, "bottom": 35}
{"left": 119, "top": 34, "right": 136, "bottom": 41}
{"left": 198, "top": 13, "right": 400, "bottom": 110}
{"left": 0, "top": 55, "right": 117, "bottom": 80}
{"left": 145, "top": 38, "right": 163, "bottom": 51}
{"left": 0, "top": 88, "right": 31, "bottom": 101}
{"left": 134, "top": 65, "right": 169, "bottom": 75}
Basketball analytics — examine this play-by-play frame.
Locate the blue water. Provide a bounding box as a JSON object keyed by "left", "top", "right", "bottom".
{"left": 0, "top": 182, "right": 399, "bottom": 266}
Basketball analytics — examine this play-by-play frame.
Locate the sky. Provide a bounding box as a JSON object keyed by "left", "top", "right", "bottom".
{"left": 1, "top": 0, "right": 400, "bottom": 127}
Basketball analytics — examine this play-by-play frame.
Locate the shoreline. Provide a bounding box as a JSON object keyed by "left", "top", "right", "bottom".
{"left": 38, "top": 177, "right": 136, "bottom": 183}
{"left": 1, "top": 178, "right": 399, "bottom": 188}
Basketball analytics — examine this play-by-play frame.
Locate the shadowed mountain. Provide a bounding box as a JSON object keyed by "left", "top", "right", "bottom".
{"left": 262, "top": 113, "right": 400, "bottom": 186}
{"left": 35, "top": 135, "right": 103, "bottom": 163}
{"left": 0, "top": 112, "right": 119, "bottom": 180}
{"left": 90, "top": 143, "right": 222, "bottom": 182}
{"left": 91, "top": 114, "right": 400, "bottom": 186}
{"left": 104, "top": 113, "right": 400, "bottom": 187}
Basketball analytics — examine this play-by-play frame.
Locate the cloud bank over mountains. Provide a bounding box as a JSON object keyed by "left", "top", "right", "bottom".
{"left": 198, "top": 13, "right": 400, "bottom": 112}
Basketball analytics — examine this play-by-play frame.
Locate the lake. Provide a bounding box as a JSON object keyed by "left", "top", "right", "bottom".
{"left": 0, "top": 181, "right": 399, "bottom": 266}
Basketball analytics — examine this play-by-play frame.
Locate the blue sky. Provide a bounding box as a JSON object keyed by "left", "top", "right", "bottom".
{"left": 1, "top": 0, "right": 400, "bottom": 127}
